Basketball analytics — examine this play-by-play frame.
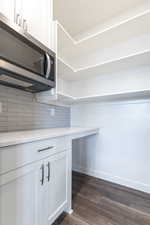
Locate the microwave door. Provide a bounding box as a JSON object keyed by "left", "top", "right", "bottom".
{"left": 33, "top": 56, "right": 45, "bottom": 75}
{"left": 0, "top": 58, "right": 53, "bottom": 92}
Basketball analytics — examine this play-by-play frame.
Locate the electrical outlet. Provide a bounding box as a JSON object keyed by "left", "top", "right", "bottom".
{"left": 50, "top": 108, "right": 55, "bottom": 116}
{"left": 0, "top": 102, "right": 2, "bottom": 113}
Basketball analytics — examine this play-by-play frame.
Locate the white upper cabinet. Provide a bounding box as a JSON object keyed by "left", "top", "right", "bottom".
{"left": 0, "top": 0, "right": 15, "bottom": 22}
{"left": 0, "top": 0, "right": 53, "bottom": 48}
{"left": 21, "top": 0, "right": 52, "bottom": 47}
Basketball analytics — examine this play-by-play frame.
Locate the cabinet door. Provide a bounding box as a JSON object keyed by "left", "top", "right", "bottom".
{"left": 22, "top": 0, "right": 52, "bottom": 47}
{"left": 37, "top": 164, "right": 48, "bottom": 225}
{"left": 14, "top": 0, "right": 23, "bottom": 25}
{"left": 0, "top": 0, "right": 15, "bottom": 22}
{"left": 0, "top": 161, "right": 42, "bottom": 225}
{"left": 46, "top": 151, "right": 68, "bottom": 224}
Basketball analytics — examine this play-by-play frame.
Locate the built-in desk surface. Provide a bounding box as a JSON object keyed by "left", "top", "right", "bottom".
{"left": 0, "top": 127, "right": 99, "bottom": 148}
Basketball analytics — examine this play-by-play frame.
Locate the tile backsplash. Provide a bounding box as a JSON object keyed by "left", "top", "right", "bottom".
{"left": 0, "top": 85, "right": 70, "bottom": 132}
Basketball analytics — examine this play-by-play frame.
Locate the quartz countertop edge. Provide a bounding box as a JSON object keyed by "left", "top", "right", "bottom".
{"left": 0, "top": 127, "right": 99, "bottom": 148}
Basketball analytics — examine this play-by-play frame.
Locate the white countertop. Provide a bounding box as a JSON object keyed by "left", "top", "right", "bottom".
{"left": 0, "top": 127, "right": 99, "bottom": 148}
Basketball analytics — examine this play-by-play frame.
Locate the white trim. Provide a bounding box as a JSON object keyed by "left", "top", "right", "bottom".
{"left": 48, "top": 201, "right": 68, "bottom": 223}
{"left": 58, "top": 57, "right": 75, "bottom": 72}
{"left": 73, "top": 166, "right": 150, "bottom": 194}
{"left": 76, "top": 49, "right": 150, "bottom": 72}
{"left": 56, "top": 21, "right": 75, "bottom": 44}
{"left": 65, "top": 209, "right": 73, "bottom": 215}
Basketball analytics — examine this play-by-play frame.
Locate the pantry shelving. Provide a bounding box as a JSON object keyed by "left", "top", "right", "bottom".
{"left": 57, "top": 4, "right": 150, "bottom": 68}
{"left": 37, "top": 88, "right": 150, "bottom": 106}
{"left": 36, "top": 1, "right": 150, "bottom": 105}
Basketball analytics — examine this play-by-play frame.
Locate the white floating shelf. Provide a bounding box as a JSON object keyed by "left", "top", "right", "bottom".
{"left": 57, "top": 8, "right": 150, "bottom": 68}
{"left": 75, "top": 89, "right": 150, "bottom": 104}
{"left": 36, "top": 88, "right": 150, "bottom": 106}
{"left": 58, "top": 49, "right": 150, "bottom": 80}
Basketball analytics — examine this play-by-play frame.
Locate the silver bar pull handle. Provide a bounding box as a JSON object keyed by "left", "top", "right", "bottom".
{"left": 45, "top": 53, "right": 51, "bottom": 79}
{"left": 16, "top": 14, "right": 22, "bottom": 26}
{"left": 40, "top": 164, "right": 44, "bottom": 185}
{"left": 47, "top": 162, "right": 50, "bottom": 182}
{"left": 23, "top": 19, "right": 28, "bottom": 32}
{"left": 38, "top": 146, "right": 54, "bottom": 153}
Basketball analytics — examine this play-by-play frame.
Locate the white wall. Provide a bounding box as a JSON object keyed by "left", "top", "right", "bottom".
{"left": 71, "top": 99, "right": 150, "bottom": 193}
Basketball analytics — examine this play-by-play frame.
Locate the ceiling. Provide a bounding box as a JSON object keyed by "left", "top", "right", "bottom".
{"left": 54, "top": 0, "right": 144, "bottom": 38}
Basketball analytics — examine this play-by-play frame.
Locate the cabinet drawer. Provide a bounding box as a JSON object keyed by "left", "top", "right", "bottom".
{"left": 0, "top": 136, "right": 71, "bottom": 175}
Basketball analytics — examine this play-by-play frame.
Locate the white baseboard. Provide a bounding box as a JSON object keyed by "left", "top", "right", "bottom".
{"left": 66, "top": 209, "right": 73, "bottom": 215}
{"left": 73, "top": 165, "right": 150, "bottom": 194}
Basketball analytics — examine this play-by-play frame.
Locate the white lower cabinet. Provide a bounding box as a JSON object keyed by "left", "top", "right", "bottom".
{"left": 0, "top": 161, "right": 42, "bottom": 225}
{"left": 0, "top": 150, "right": 69, "bottom": 225}
{"left": 46, "top": 151, "right": 68, "bottom": 224}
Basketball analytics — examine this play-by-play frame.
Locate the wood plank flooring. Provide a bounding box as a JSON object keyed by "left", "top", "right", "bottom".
{"left": 53, "top": 171, "right": 150, "bottom": 225}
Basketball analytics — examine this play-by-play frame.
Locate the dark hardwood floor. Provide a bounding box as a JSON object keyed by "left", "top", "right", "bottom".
{"left": 54, "top": 171, "right": 150, "bottom": 225}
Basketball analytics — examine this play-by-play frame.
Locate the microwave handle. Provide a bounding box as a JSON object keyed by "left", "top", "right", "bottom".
{"left": 45, "top": 53, "right": 51, "bottom": 79}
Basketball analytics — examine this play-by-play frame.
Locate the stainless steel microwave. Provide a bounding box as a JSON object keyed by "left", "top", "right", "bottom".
{"left": 0, "top": 13, "right": 56, "bottom": 93}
